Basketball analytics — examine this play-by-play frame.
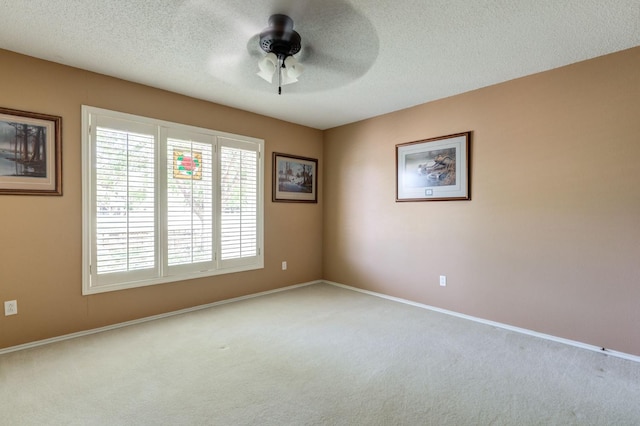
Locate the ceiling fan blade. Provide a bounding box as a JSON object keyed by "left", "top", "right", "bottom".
{"left": 173, "top": 0, "right": 379, "bottom": 93}
{"left": 298, "top": 44, "right": 373, "bottom": 79}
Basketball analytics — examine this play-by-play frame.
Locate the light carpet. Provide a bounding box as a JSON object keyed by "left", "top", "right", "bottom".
{"left": 1, "top": 283, "right": 639, "bottom": 425}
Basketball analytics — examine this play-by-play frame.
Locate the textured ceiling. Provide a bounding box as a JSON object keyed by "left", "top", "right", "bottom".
{"left": 1, "top": 0, "right": 639, "bottom": 129}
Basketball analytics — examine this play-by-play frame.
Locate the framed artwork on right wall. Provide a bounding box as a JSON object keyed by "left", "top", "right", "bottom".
{"left": 396, "top": 131, "right": 470, "bottom": 202}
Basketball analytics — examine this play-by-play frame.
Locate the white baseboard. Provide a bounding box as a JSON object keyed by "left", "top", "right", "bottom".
{"left": 0, "top": 280, "right": 321, "bottom": 356}
{"left": 323, "top": 280, "right": 640, "bottom": 364}
{"left": 4, "top": 279, "right": 638, "bottom": 364}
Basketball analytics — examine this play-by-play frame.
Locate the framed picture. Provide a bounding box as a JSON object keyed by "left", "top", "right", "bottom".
{"left": 0, "top": 107, "right": 62, "bottom": 195}
{"left": 273, "top": 152, "right": 317, "bottom": 203}
{"left": 396, "top": 132, "right": 470, "bottom": 201}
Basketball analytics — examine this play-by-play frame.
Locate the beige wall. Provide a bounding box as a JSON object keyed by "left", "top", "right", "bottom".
{"left": 2, "top": 46, "right": 639, "bottom": 357}
{"left": 324, "top": 47, "right": 640, "bottom": 356}
{"left": 0, "top": 49, "right": 323, "bottom": 349}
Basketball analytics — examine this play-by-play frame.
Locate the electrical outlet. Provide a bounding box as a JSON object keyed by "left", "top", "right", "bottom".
{"left": 439, "top": 276, "right": 447, "bottom": 287}
{"left": 282, "top": 261, "right": 287, "bottom": 270}
{"left": 4, "top": 300, "right": 17, "bottom": 316}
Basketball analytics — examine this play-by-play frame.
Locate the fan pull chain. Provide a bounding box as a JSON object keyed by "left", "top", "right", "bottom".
{"left": 278, "top": 57, "right": 283, "bottom": 95}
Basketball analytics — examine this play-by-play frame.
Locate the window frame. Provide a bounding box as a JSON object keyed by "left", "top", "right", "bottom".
{"left": 82, "top": 106, "right": 264, "bottom": 295}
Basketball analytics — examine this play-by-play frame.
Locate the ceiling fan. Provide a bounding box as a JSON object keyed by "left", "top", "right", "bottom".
{"left": 173, "top": 0, "right": 379, "bottom": 94}
{"left": 256, "top": 14, "right": 304, "bottom": 95}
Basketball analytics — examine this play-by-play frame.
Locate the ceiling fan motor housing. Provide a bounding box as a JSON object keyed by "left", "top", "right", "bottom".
{"left": 259, "top": 14, "right": 301, "bottom": 59}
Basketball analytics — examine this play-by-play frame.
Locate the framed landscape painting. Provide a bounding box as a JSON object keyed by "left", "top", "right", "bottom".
{"left": 273, "top": 152, "right": 317, "bottom": 203}
{"left": 0, "top": 107, "right": 62, "bottom": 195}
{"left": 396, "top": 132, "right": 470, "bottom": 202}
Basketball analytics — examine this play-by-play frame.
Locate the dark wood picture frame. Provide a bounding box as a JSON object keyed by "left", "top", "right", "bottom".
{"left": 273, "top": 152, "right": 317, "bottom": 203}
{"left": 0, "top": 107, "right": 62, "bottom": 195}
{"left": 396, "top": 132, "right": 470, "bottom": 201}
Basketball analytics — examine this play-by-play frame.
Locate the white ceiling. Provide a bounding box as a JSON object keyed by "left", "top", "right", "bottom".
{"left": 1, "top": 1, "right": 639, "bottom": 130}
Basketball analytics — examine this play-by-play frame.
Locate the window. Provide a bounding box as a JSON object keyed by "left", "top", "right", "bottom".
{"left": 82, "top": 106, "right": 263, "bottom": 294}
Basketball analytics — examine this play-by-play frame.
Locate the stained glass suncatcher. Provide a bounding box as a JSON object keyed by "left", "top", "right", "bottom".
{"left": 173, "top": 150, "right": 203, "bottom": 180}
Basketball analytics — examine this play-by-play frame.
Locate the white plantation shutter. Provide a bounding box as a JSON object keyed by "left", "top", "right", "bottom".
{"left": 219, "top": 138, "right": 259, "bottom": 266}
{"left": 92, "top": 117, "right": 158, "bottom": 286}
{"left": 82, "top": 106, "right": 263, "bottom": 295}
{"left": 166, "top": 133, "right": 214, "bottom": 272}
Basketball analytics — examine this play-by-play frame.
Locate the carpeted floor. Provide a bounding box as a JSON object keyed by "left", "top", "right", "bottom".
{"left": 1, "top": 283, "right": 639, "bottom": 425}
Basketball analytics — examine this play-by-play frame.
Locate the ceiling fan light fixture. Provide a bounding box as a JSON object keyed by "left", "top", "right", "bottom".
{"left": 281, "top": 72, "right": 298, "bottom": 86}
{"left": 257, "top": 52, "right": 278, "bottom": 83}
{"left": 284, "top": 56, "right": 303, "bottom": 79}
{"left": 281, "top": 56, "right": 304, "bottom": 85}
{"left": 257, "top": 14, "right": 304, "bottom": 94}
